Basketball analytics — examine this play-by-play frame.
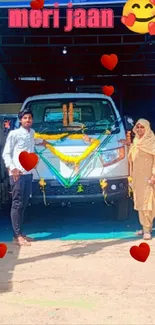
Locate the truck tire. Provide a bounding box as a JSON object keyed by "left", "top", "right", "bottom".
{"left": 114, "top": 199, "right": 129, "bottom": 220}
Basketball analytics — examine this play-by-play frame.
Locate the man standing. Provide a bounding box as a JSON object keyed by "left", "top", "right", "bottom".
{"left": 2, "top": 108, "right": 47, "bottom": 246}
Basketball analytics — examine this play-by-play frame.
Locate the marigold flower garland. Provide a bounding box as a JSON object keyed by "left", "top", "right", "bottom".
{"left": 39, "top": 178, "right": 47, "bottom": 206}
{"left": 46, "top": 138, "right": 100, "bottom": 165}
{"left": 63, "top": 104, "right": 68, "bottom": 126}
{"left": 99, "top": 179, "right": 109, "bottom": 205}
{"left": 35, "top": 133, "right": 85, "bottom": 141}
{"left": 128, "top": 176, "right": 133, "bottom": 198}
{"left": 69, "top": 102, "right": 73, "bottom": 124}
{"left": 34, "top": 132, "right": 100, "bottom": 165}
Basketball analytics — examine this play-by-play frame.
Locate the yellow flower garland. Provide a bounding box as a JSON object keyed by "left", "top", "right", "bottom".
{"left": 69, "top": 102, "right": 73, "bottom": 124}
{"left": 128, "top": 176, "right": 133, "bottom": 198}
{"left": 63, "top": 104, "right": 68, "bottom": 126}
{"left": 105, "top": 130, "right": 111, "bottom": 135}
{"left": 35, "top": 132, "right": 100, "bottom": 165}
{"left": 46, "top": 139, "right": 100, "bottom": 165}
{"left": 39, "top": 178, "right": 47, "bottom": 206}
{"left": 35, "top": 133, "right": 68, "bottom": 140}
{"left": 99, "top": 179, "right": 109, "bottom": 206}
{"left": 34, "top": 133, "right": 84, "bottom": 141}
{"left": 100, "top": 179, "right": 108, "bottom": 189}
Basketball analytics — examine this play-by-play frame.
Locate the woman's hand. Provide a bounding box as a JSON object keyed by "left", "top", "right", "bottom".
{"left": 149, "top": 175, "right": 155, "bottom": 184}
{"left": 118, "top": 139, "right": 131, "bottom": 146}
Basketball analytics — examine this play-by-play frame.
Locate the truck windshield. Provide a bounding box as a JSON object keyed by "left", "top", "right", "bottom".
{"left": 25, "top": 98, "right": 119, "bottom": 134}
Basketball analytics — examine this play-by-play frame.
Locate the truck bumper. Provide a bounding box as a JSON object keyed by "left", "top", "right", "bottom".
{"left": 31, "top": 177, "right": 128, "bottom": 204}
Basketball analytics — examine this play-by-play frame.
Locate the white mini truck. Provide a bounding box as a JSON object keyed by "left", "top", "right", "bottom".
{"left": 18, "top": 93, "right": 133, "bottom": 219}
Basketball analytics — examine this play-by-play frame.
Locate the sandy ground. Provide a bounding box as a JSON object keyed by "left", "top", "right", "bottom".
{"left": 0, "top": 238, "right": 155, "bottom": 324}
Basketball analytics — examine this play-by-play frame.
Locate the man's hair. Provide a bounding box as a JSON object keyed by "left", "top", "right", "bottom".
{"left": 18, "top": 108, "right": 33, "bottom": 120}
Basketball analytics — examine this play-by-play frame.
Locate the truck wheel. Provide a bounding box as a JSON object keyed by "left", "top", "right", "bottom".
{"left": 114, "top": 199, "right": 129, "bottom": 220}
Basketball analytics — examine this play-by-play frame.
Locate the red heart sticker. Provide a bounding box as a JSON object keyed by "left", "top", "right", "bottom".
{"left": 102, "top": 85, "right": 114, "bottom": 97}
{"left": 150, "top": 0, "right": 155, "bottom": 5}
{"left": 130, "top": 242, "right": 150, "bottom": 262}
{"left": 30, "top": 0, "right": 44, "bottom": 10}
{"left": 19, "top": 152, "right": 39, "bottom": 171}
{"left": 0, "top": 243, "right": 7, "bottom": 258}
{"left": 121, "top": 13, "right": 136, "bottom": 27}
{"left": 148, "top": 22, "right": 155, "bottom": 35}
{"left": 101, "top": 54, "right": 118, "bottom": 71}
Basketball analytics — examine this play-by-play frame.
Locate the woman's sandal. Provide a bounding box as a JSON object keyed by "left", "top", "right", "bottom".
{"left": 136, "top": 230, "right": 143, "bottom": 236}
{"left": 143, "top": 233, "right": 152, "bottom": 240}
{"left": 136, "top": 229, "right": 152, "bottom": 236}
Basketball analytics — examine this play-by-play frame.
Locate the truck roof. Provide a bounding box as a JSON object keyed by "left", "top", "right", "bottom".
{"left": 22, "top": 93, "right": 113, "bottom": 106}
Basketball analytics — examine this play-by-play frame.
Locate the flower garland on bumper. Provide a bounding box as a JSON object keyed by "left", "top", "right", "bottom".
{"left": 99, "top": 179, "right": 109, "bottom": 205}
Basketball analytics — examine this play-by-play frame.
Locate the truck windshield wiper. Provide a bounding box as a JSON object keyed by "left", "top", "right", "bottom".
{"left": 33, "top": 119, "right": 121, "bottom": 139}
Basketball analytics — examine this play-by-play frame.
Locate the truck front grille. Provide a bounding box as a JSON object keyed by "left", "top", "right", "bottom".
{"left": 32, "top": 178, "right": 128, "bottom": 197}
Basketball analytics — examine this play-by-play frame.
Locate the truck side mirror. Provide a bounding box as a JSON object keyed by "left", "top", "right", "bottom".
{"left": 123, "top": 116, "right": 134, "bottom": 131}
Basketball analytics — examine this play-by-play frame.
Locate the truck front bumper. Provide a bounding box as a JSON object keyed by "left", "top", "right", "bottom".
{"left": 31, "top": 177, "right": 128, "bottom": 204}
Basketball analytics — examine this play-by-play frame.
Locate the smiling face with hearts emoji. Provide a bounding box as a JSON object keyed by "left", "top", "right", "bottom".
{"left": 121, "top": 0, "right": 155, "bottom": 35}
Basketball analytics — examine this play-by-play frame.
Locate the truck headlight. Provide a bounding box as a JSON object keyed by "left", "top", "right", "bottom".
{"left": 101, "top": 147, "right": 125, "bottom": 167}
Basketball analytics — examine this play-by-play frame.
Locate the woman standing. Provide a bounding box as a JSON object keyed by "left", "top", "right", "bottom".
{"left": 121, "top": 119, "right": 155, "bottom": 240}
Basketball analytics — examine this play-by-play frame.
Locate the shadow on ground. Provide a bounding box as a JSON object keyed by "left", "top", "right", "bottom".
{"left": 0, "top": 200, "right": 152, "bottom": 293}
